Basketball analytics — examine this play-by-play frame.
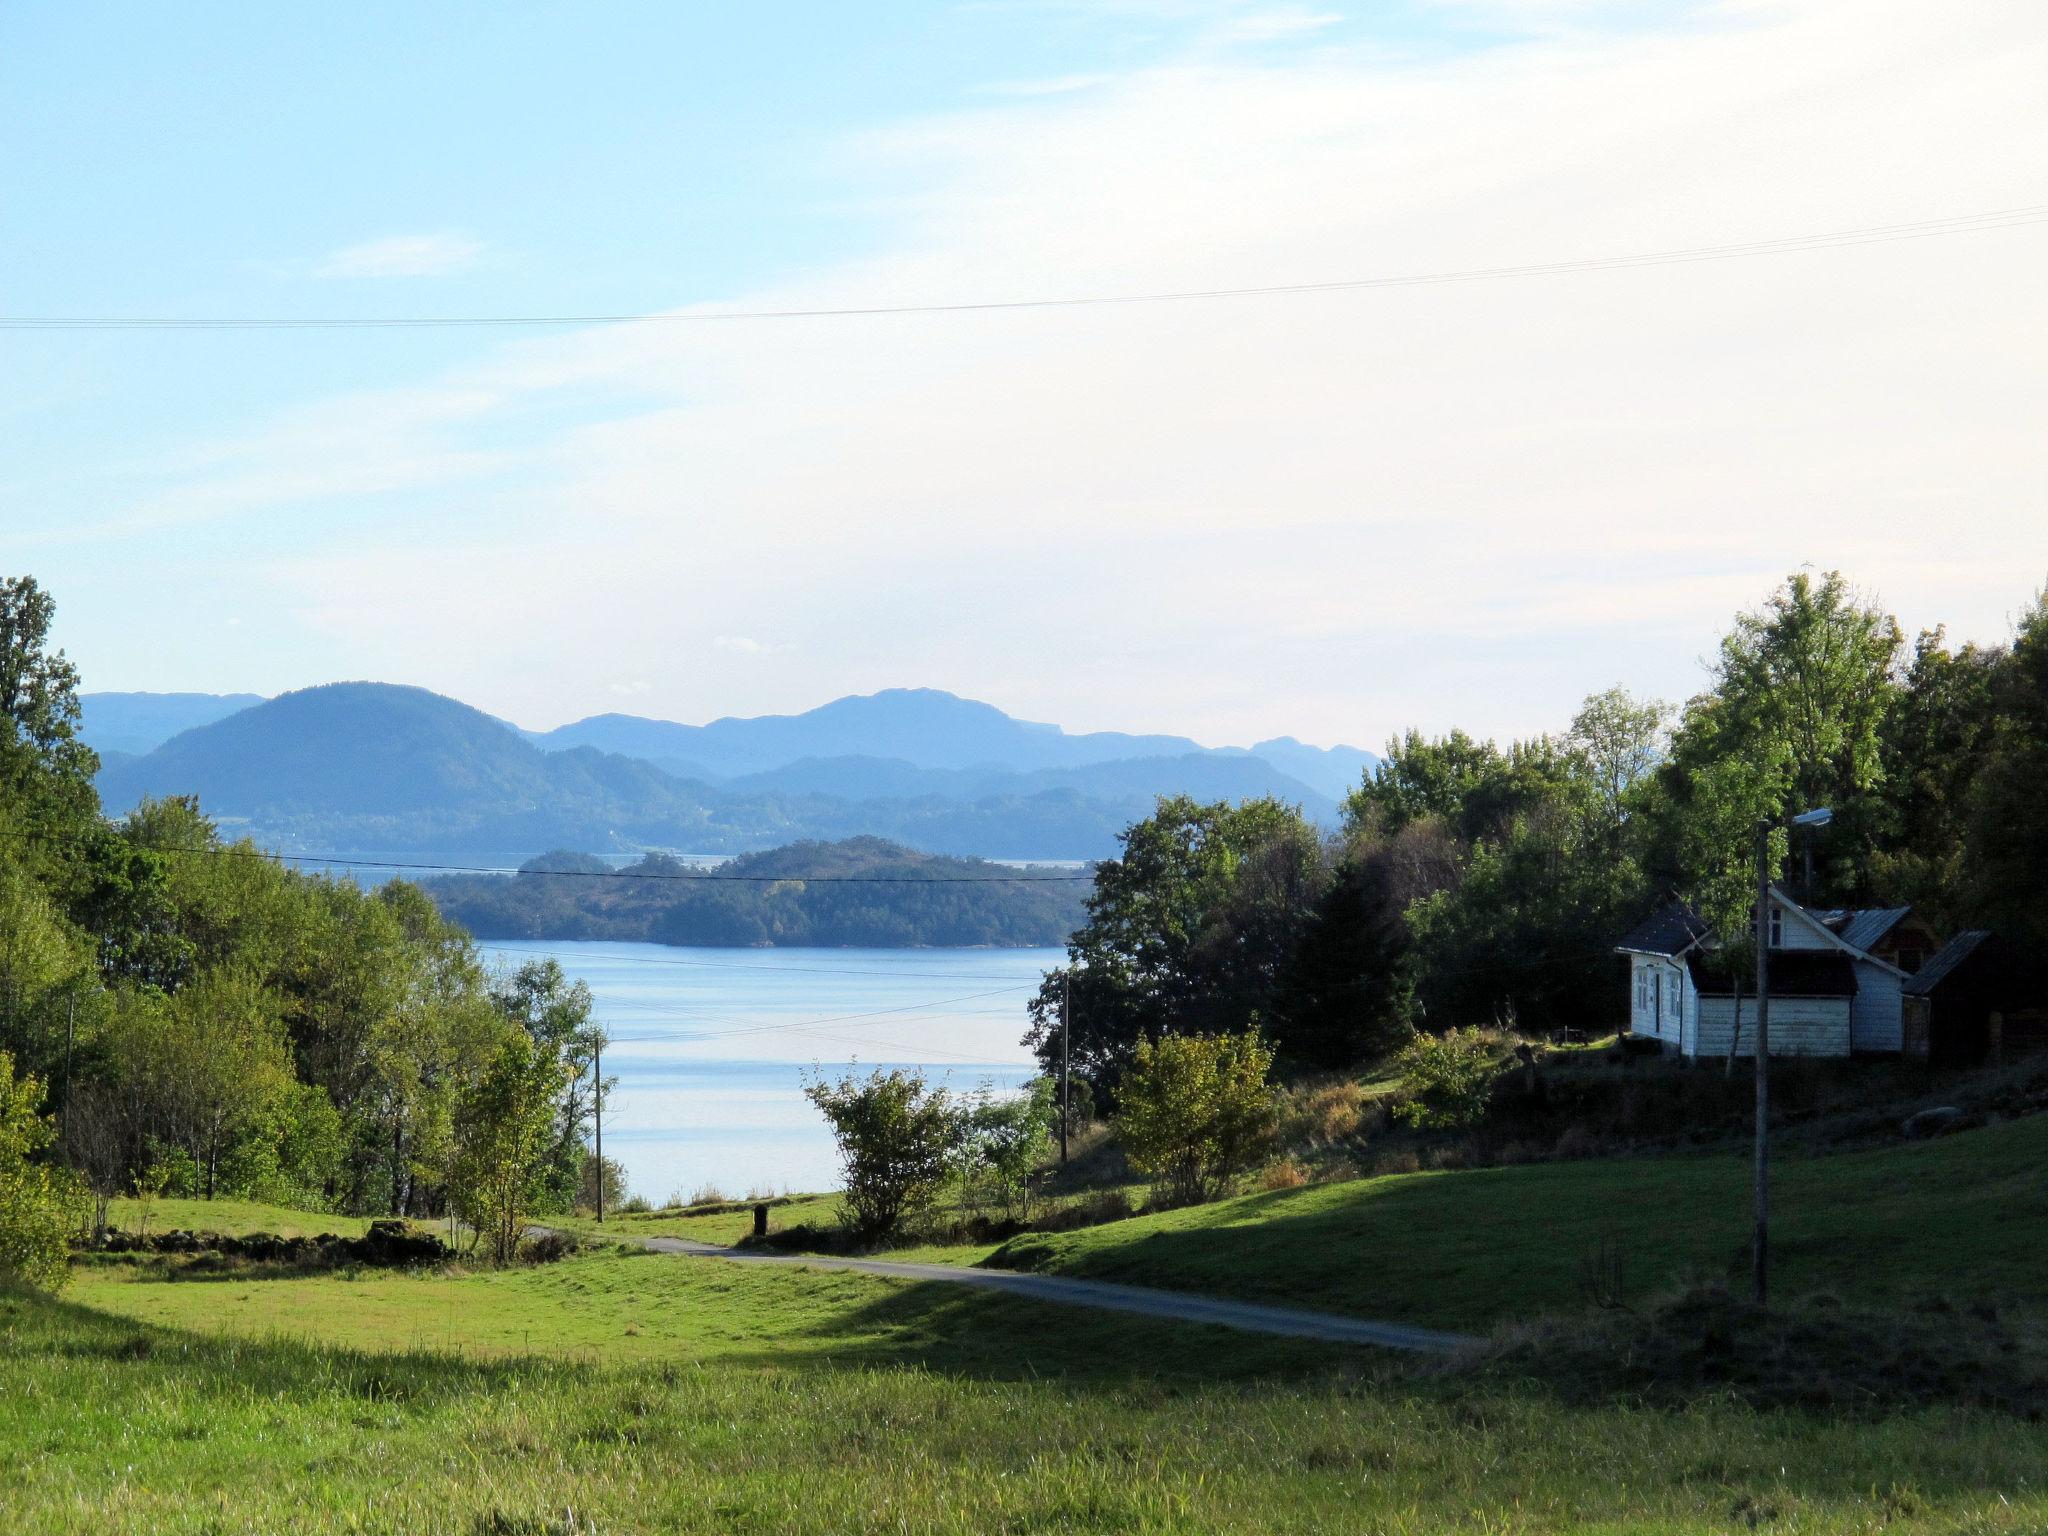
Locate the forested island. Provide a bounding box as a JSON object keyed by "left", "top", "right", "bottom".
{"left": 422, "top": 837, "right": 1090, "bottom": 947}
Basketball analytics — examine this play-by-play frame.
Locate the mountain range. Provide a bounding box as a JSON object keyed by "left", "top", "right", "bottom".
{"left": 85, "top": 684, "right": 1376, "bottom": 862}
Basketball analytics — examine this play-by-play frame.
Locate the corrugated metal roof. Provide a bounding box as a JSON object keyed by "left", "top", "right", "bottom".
{"left": 1901, "top": 931, "right": 1993, "bottom": 996}
{"left": 1835, "top": 906, "right": 1913, "bottom": 953}
{"left": 1616, "top": 900, "right": 1711, "bottom": 957}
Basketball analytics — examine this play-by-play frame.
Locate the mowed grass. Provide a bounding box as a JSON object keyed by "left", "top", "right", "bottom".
{"left": 104, "top": 1195, "right": 376, "bottom": 1239}
{"left": 65, "top": 1246, "right": 1339, "bottom": 1379}
{"left": 13, "top": 1262, "right": 2048, "bottom": 1535}
{"left": 990, "top": 1111, "right": 2048, "bottom": 1328}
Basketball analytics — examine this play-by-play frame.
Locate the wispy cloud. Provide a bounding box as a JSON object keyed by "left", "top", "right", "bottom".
{"left": 313, "top": 232, "right": 485, "bottom": 279}
{"left": 87, "top": 0, "right": 2048, "bottom": 743}
{"left": 713, "top": 637, "right": 795, "bottom": 658}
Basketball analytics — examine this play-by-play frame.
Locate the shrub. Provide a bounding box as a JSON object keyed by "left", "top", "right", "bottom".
{"left": 618, "top": 1193, "right": 652, "bottom": 1214}
{"left": 804, "top": 1067, "right": 956, "bottom": 1242}
{"left": 1114, "top": 1029, "right": 1277, "bottom": 1207}
{"left": 1260, "top": 1157, "right": 1310, "bottom": 1191}
{"left": 0, "top": 1052, "right": 85, "bottom": 1292}
{"left": 1391, "top": 1028, "right": 1503, "bottom": 1130}
{"left": 686, "top": 1183, "right": 729, "bottom": 1208}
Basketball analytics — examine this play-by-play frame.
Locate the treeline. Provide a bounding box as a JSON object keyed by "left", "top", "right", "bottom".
{"left": 424, "top": 837, "right": 1088, "bottom": 948}
{"left": 0, "top": 577, "right": 604, "bottom": 1235}
{"left": 1030, "top": 571, "right": 2048, "bottom": 1085}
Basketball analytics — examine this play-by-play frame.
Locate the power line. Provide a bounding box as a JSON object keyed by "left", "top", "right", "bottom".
{"left": 9, "top": 205, "right": 2042, "bottom": 333}
{"left": 149, "top": 842, "right": 1097, "bottom": 883}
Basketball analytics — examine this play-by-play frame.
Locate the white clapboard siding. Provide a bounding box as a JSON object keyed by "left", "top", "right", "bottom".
{"left": 1851, "top": 964, "right": 1904, "bottom": 1052}
{"left": 1694, "top": 994, "right": 1851, "bottom": 1057}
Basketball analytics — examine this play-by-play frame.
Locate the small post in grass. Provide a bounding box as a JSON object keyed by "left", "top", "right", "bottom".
{"left": 753, "top": 1202, "right": 769, "bottom": 1240}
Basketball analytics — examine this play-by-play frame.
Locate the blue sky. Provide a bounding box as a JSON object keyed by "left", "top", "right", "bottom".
{"left": 6, "top": 1, "right": 2046, "bottom": 747}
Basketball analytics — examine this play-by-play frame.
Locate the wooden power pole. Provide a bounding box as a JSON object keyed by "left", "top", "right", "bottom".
{"left": 1751, "top": 820, "right": 1771, "bottom": 1306}
{"left": 1059, "top": 969, "right": 1071, "bottom": 1166}
{"left": 594, "top": 1033, "right": 605, "bottom": 1225}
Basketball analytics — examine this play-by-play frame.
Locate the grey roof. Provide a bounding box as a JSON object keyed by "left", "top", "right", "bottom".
{"left": 1901, "top": 931, "right": 1993, "bottom": 996}
{"left": 1616, "top": 900, "right": 1711, "bottom": 957}
{"left": 1832, "top": 906, "right": 1913, "bottom": 953}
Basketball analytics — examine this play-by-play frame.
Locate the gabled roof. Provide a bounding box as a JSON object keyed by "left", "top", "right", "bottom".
{"left": 1615, "top": 900, "right": 1711, "bottom": 958}
{"left": 1769, "top": 888, "right": 1908, "bottom": 979}
{"left": 1901, "top": 931, "right": 1992, "bottom": 996}
{"left": 1688, "top": 949, "right": 1858, "bottom": 998}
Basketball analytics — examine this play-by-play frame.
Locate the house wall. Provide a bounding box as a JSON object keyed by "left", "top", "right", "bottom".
{"left": 1851, "top": 962, "right": 1904, "bottom": 1053}
{"left": 1630, "top": 955, "right": 1688, "bottom": 1045}
{"left": 1774, "top": 895, "right": 1832, "bottom": 951}
{"left": 1694, "top": 994, "right": 1851, "bottom": 1057}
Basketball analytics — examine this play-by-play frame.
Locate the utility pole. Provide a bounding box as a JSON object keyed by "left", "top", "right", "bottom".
{"left": 63, "top": 994, "right": 75, "bottom": 1120}
{"left": 1751, "top": 819, "right": 1771, "bottom": 1306}
{"left": 593, "top": 1033, "right": 605, "bottom": 1225}
{"left": 1059, "top": 968, "right": 1071, "bottom": 1166}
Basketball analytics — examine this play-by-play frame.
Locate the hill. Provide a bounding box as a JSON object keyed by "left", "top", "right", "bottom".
{"left": 93, "top": 683, "right": 1351, "bottom": 861}
{"left": 424, "top": 836, "right": 1088, "bottom": 946}
{"left": 77, "top": 690, "right": 265, "bottom": 756}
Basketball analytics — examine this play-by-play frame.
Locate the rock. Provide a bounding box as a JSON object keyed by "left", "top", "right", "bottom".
{"left": 1902, "top": 1106, "right": 1964, "bottom": 1138}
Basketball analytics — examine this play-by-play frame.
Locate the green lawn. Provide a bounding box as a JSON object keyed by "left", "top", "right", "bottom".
{"left": 988, "top": 1111, "right": 2048, "bottom": 1328}
{"left": 103, "top": 1196, "right": 376, "bottom": 1240}
{"left": 13, "top": 1257, "right": 2048, "bottom": 1534}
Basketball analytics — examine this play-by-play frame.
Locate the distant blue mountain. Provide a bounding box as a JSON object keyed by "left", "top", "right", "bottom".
{"left": 90, "top": 683, "right": 1375, "bottom": 861}
{"left": 79, "top": 691, "right": 266, "bottom": 757}
{"left": 534, "top": 687, "right": 1375, "bottom": 794}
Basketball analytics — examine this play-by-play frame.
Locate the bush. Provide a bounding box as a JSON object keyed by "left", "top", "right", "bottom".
{"left": 1277, "top": 1080, "right": 1368, "bottom": 1147}
{"left": 1, "top": 1052, "right": 85, "bottom": 1292}
{"left": 804, "top": 1067, "right": 956, "bottom": 1242}
{"left": 1114, "top": 1029, "right": 1277, "bottom": 1206}
{"left": 1391, "top": 1028, "right": 1504, "bottom": 1130}
{"left": 1260, "top": 1157, "right": 1310, "bottom": 1191}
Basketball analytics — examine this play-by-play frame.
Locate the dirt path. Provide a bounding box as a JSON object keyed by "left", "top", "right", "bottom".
{"left": 597, "top": 1231, "right": 1477, "bottom": 1353}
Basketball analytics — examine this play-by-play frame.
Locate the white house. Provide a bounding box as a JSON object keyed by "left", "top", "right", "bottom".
{"left": 1614, "top": 888, "right": 1917, "bottom": 1058}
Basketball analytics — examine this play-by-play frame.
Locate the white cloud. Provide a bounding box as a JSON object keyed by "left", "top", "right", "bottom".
{"left": 98, "top": 0, "right": 2048, "bottom": 744}
{"left": 606, "top": 678, "right": 653, "bottom": 696}
{"left": 713, "top": 637, "right": 796, "bottom": 658}
{"left": 313, "top": 233, "right": 485, "bottom": 279}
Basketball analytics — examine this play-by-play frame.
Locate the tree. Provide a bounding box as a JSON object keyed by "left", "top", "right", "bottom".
{"left": 1023, "top": 796, "right": 1320, "bottom": 1085}
{"left": 0, "top": 1050, "right": 83, "bottom": 1291}
{"left": 1271, "top": 848, "right": 1414, "bottom": 1067}
{"left": 964, "top": 1077, "right": 1056, "bottom": 1222}
{"left": 492, "top": 958, "right": 600, "bottom": 1212}
{"left": 1966, "top": 588, "right": 2048, "bottom": 949}
{"left": 450, "top": 1029, "right": 565, "bottom": 1265}
{"left": 804, "top": 1067, "right": 956, "bottom": 1242}
{"left": 1390, "top": 1028, "right": 1501, "bottom": 1130}
{"left": 1566, "top": 687, "right": 1671, "bottom": 845}
{"left": 0, "top": 576, "right": 99, "bottom": 834}
{"left": 1682, "top": 570, "right": 1901, "bottom": 902}
{"left": 1113, "top": 1029, "right": 1276, "bottom": 1207}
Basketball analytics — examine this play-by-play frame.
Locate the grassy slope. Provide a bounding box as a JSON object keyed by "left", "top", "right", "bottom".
{"left": 13, "top": 1259, "right": 2048, "bottom": 1534}
{"left": 989, "top": 1111, "right": 2048, "bottom": 1328}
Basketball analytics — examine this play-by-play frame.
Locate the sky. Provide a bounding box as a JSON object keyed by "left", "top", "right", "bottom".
{"left": 5, "top": 0, "right": 2046, "bottom": 751}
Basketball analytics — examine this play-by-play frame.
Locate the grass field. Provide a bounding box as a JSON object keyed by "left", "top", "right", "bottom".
{"left": 988, "top": 1110, "right": 2048, "bottom": 1328}
{"left": 14, "top": 1254, "right": 2048, "bottom": 1534}
{"left": 550, "top": 1193, "right": 841, "bottom": 1246}
{"left": 103, "top": 1195, "right": 377, "bottom": 1239}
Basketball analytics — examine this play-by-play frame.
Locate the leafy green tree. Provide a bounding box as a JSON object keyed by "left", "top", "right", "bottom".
{"left": 0, "top": 576, "right": 99, "bottom": 843}
{"left": 968, "top": 1077, "right": 1056, "bottom": 1222}
{"left": 1966, "top": 588, "right": 2048, "bottom": 949}
{"left": 804, "top": 1066, "right": 956, "bottom": 1242}
{"left": 1024, "top": 796, "right": 1319, "bottom": 1084}
{"left": 492, "top": 958, "right": 601, "bottom": 1212}
{"left": 451, "top": 1028, "right": 566, "bottom": 1265}
{"left": 1566, "top": 687, "right": 1671, "bottom": 846}
{"left": 0, "top": 1051, "right": 84, "bottom": 1291}
{"left": 1113, "top": 1029, "right": 1276, "bottom": 1207}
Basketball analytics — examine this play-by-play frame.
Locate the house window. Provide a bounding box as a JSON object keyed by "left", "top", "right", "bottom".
{"left": 1769, "top": 907, "right": 1783, "bottom": 947}
{"left": 1668, "top": 972, "right": 1681, "bottom": 1019}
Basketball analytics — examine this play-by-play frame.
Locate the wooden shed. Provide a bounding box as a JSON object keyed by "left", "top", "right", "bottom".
{"left": 1902, "top": 932, "right": 2048, "bottom": 1068}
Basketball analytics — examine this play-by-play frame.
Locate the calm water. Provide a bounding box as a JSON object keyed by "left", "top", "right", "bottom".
{"left": 482, "top": 940, "right": 1056, "bottom": 1200}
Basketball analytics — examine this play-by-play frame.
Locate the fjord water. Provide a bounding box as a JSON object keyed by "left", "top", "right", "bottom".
{"left": 484, "top": 940, "right": 1054, "bottom": 1200}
